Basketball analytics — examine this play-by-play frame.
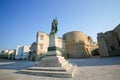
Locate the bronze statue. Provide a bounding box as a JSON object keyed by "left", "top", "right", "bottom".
{"left": 50, "top": 18, "right": 58, "bottom": 34}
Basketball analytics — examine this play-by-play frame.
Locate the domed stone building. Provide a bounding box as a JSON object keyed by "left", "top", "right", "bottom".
{"left": 63, "top": 31, "right": 91, "bottom": 58}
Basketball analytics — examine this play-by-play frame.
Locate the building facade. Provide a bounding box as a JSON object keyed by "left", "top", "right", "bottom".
{"left": 15, "top": 45, "right": 30, "bottom": 60}
{"left": 97, "top": 24, "right": 120, "bottom": 57}
{"left": 36, "top": 32, "right": 49, "bottom": 55}
{"left": 36, "top": 31, "right": 97, "bottom": 58}
{"left": 29, "top": 42, "right": 37, "bottom": 61}
{"left": 0, "top": 49, "right": 15, "bottom": 59}
{"left": 36, "top": 32, "right": 66, "bottom": 55}
{"left": 63, "top": 31, "right": 91, "bottom": 58}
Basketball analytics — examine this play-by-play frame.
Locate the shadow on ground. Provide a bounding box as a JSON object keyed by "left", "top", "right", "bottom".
{"left": 68, "top": 56, "right": 120, "bottom": 67}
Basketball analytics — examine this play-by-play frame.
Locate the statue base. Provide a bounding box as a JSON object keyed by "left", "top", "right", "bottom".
{"left": 20, "top": 50, "right": 77, "bottom": 78}
{"left": 19, "top": 33, "right": 77, "bottom": 78}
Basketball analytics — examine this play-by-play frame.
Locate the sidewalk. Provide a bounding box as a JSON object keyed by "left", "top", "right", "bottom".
{"left": 0, "top": 57, "right": 120, "bottom": 80}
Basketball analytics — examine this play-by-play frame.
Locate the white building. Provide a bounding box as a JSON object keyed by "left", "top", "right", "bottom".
{"left": 15, "top": 45, "right": 30, "bottom": 60}
{"left": 36, "top": 32, "right": 66, "bottom": 55}
{"left": 0, "top": 49, "right": 9, "bottom": 54}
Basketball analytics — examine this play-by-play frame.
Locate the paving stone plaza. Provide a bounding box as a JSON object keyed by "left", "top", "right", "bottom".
{"left": 0, "top": 57, "right": 120, "bottom": 80}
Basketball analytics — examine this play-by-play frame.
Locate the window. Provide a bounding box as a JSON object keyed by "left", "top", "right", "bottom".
{"left": 39, "top": 44, "right": 43, "bottom": 49}
{"left": 110, "top": 46, "right": 116, "bottom": 51}
{"left": 40, "top": 35, "right": 44, "bottom": 40}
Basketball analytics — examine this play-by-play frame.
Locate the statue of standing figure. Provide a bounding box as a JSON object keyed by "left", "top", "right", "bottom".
{"left": 50, "top": 18, "right": 58, "bottom": 34}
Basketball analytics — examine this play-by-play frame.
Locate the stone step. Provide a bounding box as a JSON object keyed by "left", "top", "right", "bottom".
{"left": 19, "top": 69, "right": 72, "bottom": 78}
{"left": 27, "top": 67, "right": 66, "bottom": 71}
{"left": 19, "top": 65, "right": 77, "bottom": 78}
{"left": 59, "top": 58, "right": 66, "bottom": 63}
{"left": 67, "top": 65, "right": 77, "bottom": 77}
{"left": 61, "top": 61, "right": 73, "bottom": 70}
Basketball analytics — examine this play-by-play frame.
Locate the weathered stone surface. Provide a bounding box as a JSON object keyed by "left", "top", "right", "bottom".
{"left": 19, "top": 65, "right": 77, "bottom": 78}
{"left": 63, "top": 31, "right": 91, "bottom": 58}
{"left": 97, "top": 24, "right": 120, "bottom": 57}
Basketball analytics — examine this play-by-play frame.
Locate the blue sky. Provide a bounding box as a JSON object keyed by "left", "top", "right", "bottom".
{"left": 0, "top": 0, "right": 120, "bottom": 49}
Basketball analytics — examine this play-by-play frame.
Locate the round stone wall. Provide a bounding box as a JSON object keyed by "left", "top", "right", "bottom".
{"left": 63, "top": 31, "right": 88, "bottom": 44}
{"left": 63, "top": 31, "right": 90, "bottom": 58}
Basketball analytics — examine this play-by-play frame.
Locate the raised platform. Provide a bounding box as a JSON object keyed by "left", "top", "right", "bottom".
{"left": 19, "top": 54, "right": 77, "bottom": 78}
{"left": 19, "top": 33, "right": 77, "bottom": 78}
{"left": 19, "top": 65, "right": 77, "bottom": 78}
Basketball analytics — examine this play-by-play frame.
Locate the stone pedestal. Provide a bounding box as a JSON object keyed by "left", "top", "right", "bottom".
{"left": 49, "top": 34, "right": 58, "bottom": 47}
{"left": 20, "top": 34, "right": 77, "bottom": 78}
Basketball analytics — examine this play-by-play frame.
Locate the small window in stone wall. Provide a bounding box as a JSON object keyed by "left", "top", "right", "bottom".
{"left": 39, "top": 44, "right": 43, "bottom": 49}
{"left": 110, "top": 46, "right": 116, "bottom": 51}
{"left": 40, "top": 35, "right": 44, "bottom": 40}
